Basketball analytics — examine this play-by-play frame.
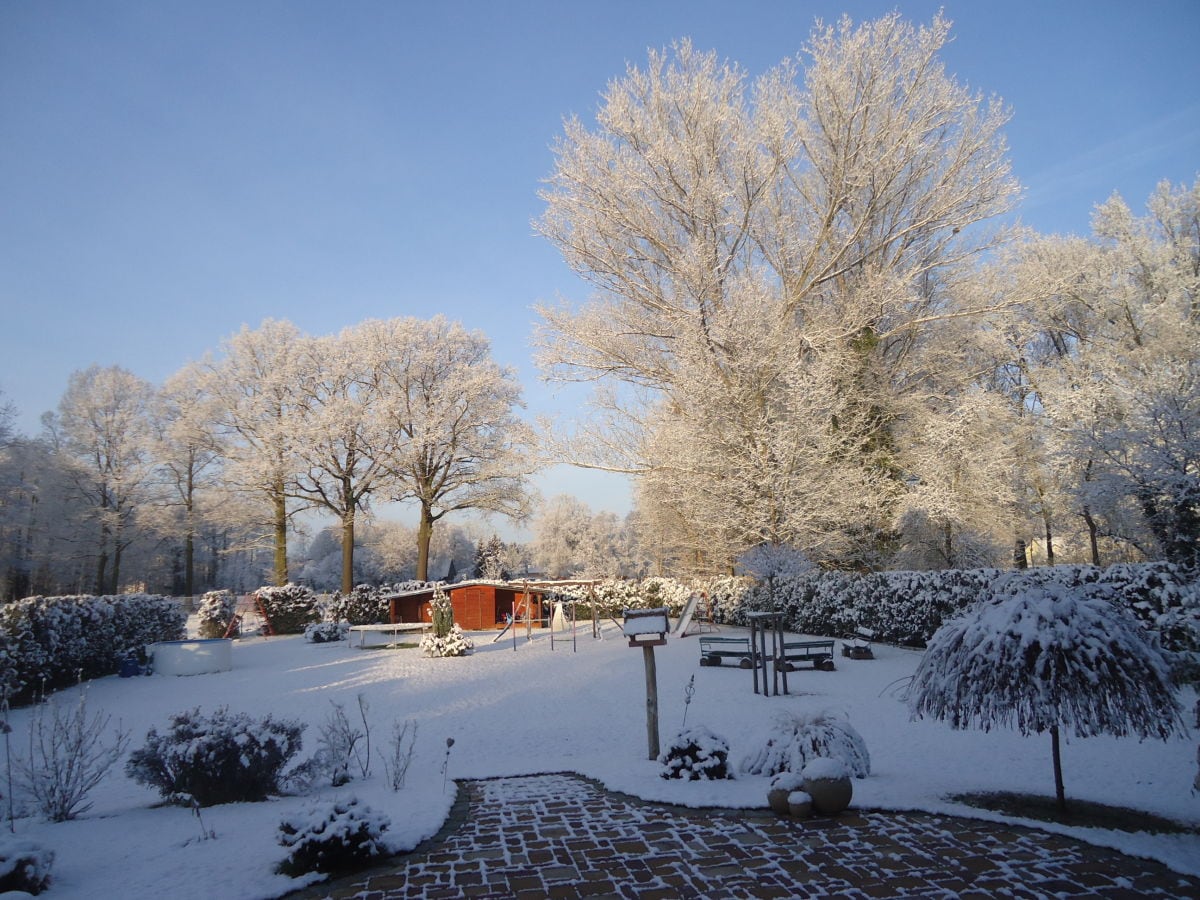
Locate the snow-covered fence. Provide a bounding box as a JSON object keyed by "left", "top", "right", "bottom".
{"left": 0, "top": 594, "right": 187, "bottom": 705}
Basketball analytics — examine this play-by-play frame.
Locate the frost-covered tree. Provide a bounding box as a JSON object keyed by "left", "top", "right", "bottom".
{"left": 908, "top": 577, "right": 1184, "bottom": 811}
{"left": 285, "top": 324, "right": 404, "bottom": 593}
{"left": 530, "top": 494, "right": 593, "bottom": 578}
{"left": 1013, "top": 179, "right": 1200, "bottom": 567}
{"left": 149, "top": 366, "right": 223, "bottom": 596}
{"left": 530, "top": 495, "right": 637, "bottom": 578}
{"left": 536, "top": 14, "right": 1018, "bottom": 566}
{"left": 196, "top": 320, "right": 307, "bottom": 585}
{"left": 372, "top": 316, "right": 535, "bottom": 581}
{"left": 49, "top": 365, "right": 155, "bottom": 594}
{"left": 473, "top": 534, "right": 510, "bottom": 580}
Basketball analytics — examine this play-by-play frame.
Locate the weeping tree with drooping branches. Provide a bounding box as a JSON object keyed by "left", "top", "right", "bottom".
{"left": 907, "top": 576, "right": 1185, "bottom": 811}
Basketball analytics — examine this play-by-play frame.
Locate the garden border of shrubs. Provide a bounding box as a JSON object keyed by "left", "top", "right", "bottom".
{"left": 0, "top": 594, "right": 186, "bottom": 706}
{"left": 550, "top": 562, "right": 1198, "bottom": 658}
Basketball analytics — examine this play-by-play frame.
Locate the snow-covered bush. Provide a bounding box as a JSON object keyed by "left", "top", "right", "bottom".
{"left": 304, "top": 622, "right": 349, "bottom": 644}
{"left": 0, "top": 839, "right": 53, "bottom": 895}
{"left": 197, "top": 590, "right": 238, "bottom": 639}
{"left": 276, "top": 797, "right": 392, "bottom": 877}
{"left": 0, "top": 594, "right": 185, "bottom": 706}
{"left": 419, "top": 624, "right": 474, "bottom": 658}
{"left": 419, "top": 585, "right": 474, "bottom": 657}
{"left": 658, "top": 726, "right": 733, "bottom": 781}
{"left": 908, "top": 576, "right": 1185, "bottom": 810}
{"left": 17, "top": 691, "right": 129, "bottom": 822}
{"left": 327, "top": 584, "right": 389, "bottom": 626}
{"left": 125, "top": 707, "right": 305, "bottom": 806}
{"left": 741, "top": 711, "right": 871, "bottom": 779}
{"left": 255, "top": 584, "right": 320, "bottom": 635}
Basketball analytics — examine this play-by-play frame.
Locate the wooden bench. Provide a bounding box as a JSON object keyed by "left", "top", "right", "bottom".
{"left": 348, "top": 622, "right": 429, "bottom": 648}
{"left": 699, "top": 636, "right": 753, "bottom": 668}
{"left": 775, "top": 638, "right": 836, "bottom": 672}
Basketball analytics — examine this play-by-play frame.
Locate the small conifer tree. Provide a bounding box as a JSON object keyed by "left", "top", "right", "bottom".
{"left": 430, "top": 585, "right": 453, "bottom": 639}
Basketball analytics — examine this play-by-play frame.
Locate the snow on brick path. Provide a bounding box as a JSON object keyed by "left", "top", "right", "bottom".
{"left": 304, "top": 773, "right": 1200, "bottom": 899}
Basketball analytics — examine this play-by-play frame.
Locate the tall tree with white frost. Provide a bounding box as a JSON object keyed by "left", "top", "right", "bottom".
{"left": 536, "top": 14, "right": 1018, "bottom": 567}
{"left": 197, "top": 320, "right": 307, "bottom": 586}
{"left": 1015, "top": 178, "right": 1200, "bottom": 567}
{"left": 50, "top": 365, "right": 155, "bottom": 594}
{"left": 150, "top": 365, "right": 223, "bottom": 597}
{"left": 285, "top": 323, "right": 404, "bottom": 594}
{"left": 908, "top": 577, "right": 1184, "bottom": 811}
{"left": 373, "top": 316, "right": 534, "bottom": 582}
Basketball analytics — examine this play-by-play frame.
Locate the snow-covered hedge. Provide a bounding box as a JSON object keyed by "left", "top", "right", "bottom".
{"left": 197, "top": 589, "right": 238, "bottom": 639}
{"left": 327, "top": 583, "right": 419, "bottom": 626}
{"left": 0, "top": 594, "right": 186, "bottom": 705}
{"left": 255, "top": 584, "right": 321, "bottom": 635}
{"left": 740, "top": 562, "right": 1199, "bottom": 653}
{"left": 543, "top": 563, "right": 1196, "bottom": 657}
{"left": 548, "top": 576, "right": 747, "bottom": 620}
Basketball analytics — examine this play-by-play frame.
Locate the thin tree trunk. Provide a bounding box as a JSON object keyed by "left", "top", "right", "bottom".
{"left": 95, "top": 521, "right": 110, "bottom": 595}
{"left": 341, "top": 509, "right": 356, "bottom": 595}
{"left": 184, "top": 462, "right": 195, "bottom": 597}
{"left": 1043, "top": 515, "right": 1055, "bottom": 567}
{"left": 272, "top": 482, "right": 288, "bottom": 586}
{"left": 1082, "top": 508, "right": 1101, "bottom": 566}
{"left": 111, "top": 531, "right": 123, "bottom": 595}
{"left": 1051, "top": 725, "right": 1067, "bottom": 812}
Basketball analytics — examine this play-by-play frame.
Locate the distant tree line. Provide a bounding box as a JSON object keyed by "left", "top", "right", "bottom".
{"left": 0, "top": 316, "right": 535, "bottom": 600}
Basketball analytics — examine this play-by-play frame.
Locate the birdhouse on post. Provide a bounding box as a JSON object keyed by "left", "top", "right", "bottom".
{"left": 624, "top": 607, "right": 669, "bottom": 759}
{"left": 623, "top": 607, "right": 669, "bottom": 647}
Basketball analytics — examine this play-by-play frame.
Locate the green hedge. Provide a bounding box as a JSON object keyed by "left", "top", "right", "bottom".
{"left": 0, "top": 594, "right": 186, "bottom": 705}
{"left": 554, "top": 563, "right": 1198, "bottom": 656}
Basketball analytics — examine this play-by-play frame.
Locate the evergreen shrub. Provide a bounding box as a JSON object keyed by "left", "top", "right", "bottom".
{"left": 255, "top": 584, "right": 320, "bottom": 635}
{"left": 0, "top": 594, "right": 185, "bottom": 705}
{"left": 277, "top": 797, "right": 392, "bottom": 877}
{"left": 0, "top": 840, "right": 53, "bottom": 895}
{"left": 197, "top": 590, "right": 238, "bottom": 639}
{"left": 328, "top": 584, "right": 389, "bottom": 625}
{"left": 658, "top": 727, "right": 733, "bottom": 781}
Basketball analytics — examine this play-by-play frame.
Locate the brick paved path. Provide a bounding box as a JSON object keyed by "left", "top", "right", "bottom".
{"left": 295, "top": 773, "right": 1199, "bottom": 899}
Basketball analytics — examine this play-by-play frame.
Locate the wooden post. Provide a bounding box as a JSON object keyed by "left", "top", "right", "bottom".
{"left": 643, "top": 644, "right": 660, "bottom": 760}
{"left": 750, "top": 616, "right": 761, "bottom": 695}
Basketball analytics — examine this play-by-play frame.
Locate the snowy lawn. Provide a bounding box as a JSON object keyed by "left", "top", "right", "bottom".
{"left": 3, "top": 620, "right": 1197, "bottom": 899}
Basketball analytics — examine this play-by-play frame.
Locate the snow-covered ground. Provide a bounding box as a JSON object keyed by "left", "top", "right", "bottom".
{"left": 3, "top": 619, "right": 1197, "bottom": 899}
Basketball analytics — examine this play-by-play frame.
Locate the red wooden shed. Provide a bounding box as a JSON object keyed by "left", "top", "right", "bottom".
{"left": 386, "top": 581, "right": 563, "bottom": 631}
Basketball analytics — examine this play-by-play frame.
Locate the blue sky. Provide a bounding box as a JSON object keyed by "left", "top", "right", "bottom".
{"left": 2, "top": 0, "right": 1198, "bottom": 527}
